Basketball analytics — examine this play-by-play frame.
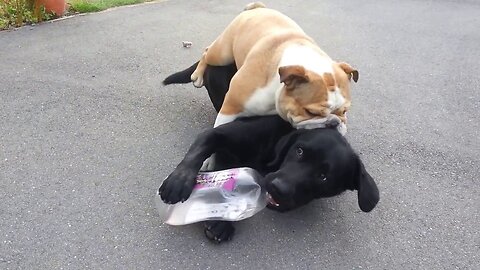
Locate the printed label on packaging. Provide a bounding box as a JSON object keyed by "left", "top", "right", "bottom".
{"left": 194, "top": 169, "right": 239, "bottom": 191}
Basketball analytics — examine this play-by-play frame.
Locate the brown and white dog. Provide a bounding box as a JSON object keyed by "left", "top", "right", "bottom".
{"left": 190, "top": 2, "right": 359, "bottom": 132}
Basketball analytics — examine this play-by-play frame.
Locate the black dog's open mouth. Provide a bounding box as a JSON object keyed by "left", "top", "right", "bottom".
{"left": 266, "top": 192, "right": 280, "bottom": 207}
{"left": 265, "top": 189, "right": 298, "bottom": 212}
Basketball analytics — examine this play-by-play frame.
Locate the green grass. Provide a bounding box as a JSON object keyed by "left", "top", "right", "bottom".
{"left": 68, "top": 0, "right": 148, "bottom": 13}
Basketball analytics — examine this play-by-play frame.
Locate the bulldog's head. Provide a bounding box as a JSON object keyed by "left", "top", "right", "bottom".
{"left": 276, "top": 62, "right": 358, "bottom": 129}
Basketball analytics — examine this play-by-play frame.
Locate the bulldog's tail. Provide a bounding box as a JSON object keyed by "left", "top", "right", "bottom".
{"left": 244, "top": 2, "right": 266, "bottom": 11}
{"left": 162, "top": 61, "right": 199, "bottom": 85}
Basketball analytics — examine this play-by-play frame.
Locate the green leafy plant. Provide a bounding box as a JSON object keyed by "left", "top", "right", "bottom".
{"left": 1, "top": 0, "right": 153, "bottom": 30}
{"left": 0, "top": 0, "right": 54, "bottom": 30}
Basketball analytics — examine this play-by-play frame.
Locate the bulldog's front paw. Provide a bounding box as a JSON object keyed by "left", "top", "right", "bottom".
{"left": 204, "top": 221, "right": 235, "bottom": 243}
{"left": 191, "top": 72, "right": 204, "bottom": 88}
{"left": 200, "top": 155, "right": 216, "bottom": 172}
{"left": 336, "top": 122, "right": 347, "bottom": 136}
{"left": 158, "top": 165, "right": 198, "bottom": 204}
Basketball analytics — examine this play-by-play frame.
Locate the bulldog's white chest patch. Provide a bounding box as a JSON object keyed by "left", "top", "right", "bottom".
{"left": 244, "top": 73, "right": 282, "bottom": 115}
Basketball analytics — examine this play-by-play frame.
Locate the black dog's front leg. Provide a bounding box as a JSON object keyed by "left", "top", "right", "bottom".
{"left": 159, "top": 129, "right": 222, "bottom": 204}
{"left": 158, "top": 127, "right": 236, "bottom": 243}
{"left": 158, "top": 116, "right": 290, "bottom": 243}
{"left": 159, "top": 116, "right": 288, "bottom": 204}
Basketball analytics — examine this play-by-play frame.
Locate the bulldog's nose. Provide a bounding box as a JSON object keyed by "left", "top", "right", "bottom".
{"left": 270, "top": 178, "right": 294, "bottom": 198}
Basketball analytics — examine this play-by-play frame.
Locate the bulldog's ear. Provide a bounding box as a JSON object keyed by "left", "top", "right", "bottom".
{"left": 338, "top": 62, "right": 359, "bottom": 83}
{"left": 279, "top": 65, "right": 309, "bottom": 88}
{"left": 353, "top": 155, "right": 379, "bottom": 212}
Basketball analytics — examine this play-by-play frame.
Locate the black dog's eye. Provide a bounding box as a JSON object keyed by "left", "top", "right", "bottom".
{"left": 319, "top": 173, "right": 327, "bottom": 182}
{"left": 296, "top": 147, "right": 304, "bottom": 157}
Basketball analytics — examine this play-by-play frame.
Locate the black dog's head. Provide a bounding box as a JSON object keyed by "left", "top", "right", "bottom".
{"left": 265, "top": 128, "right": 379, "bottom": 213}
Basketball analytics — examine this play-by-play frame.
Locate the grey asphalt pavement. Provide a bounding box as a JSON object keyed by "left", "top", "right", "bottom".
{"left": 1, "top": 0, "right": 479, "bottom": 269}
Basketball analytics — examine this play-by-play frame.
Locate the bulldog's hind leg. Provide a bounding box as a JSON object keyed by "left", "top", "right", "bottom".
{"left": 191, "top": 36, "right": 234, "bottom": 88}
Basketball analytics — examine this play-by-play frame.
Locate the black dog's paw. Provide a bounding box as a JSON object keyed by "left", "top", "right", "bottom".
{"left": 158, "top": 165, "right": 198, "bottom": 204}
{"left": 204, "top": 221, "right": 235, "bottom": 243}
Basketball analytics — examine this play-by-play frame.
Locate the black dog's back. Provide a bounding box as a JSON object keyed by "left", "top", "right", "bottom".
{"left": 163, "top": 62, "right": 237, "bottom": 112}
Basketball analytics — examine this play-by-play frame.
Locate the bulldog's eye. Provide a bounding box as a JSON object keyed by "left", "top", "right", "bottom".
{"left": 296, "top": 147, "right": 304, "bottom": 157}
{"left": 319, "top": 173, "right": 327, "bottom": 182}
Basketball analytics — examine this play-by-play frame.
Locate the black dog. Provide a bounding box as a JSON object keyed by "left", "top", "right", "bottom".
{"left": 160, "top": 63, "right": 379, "bottom": 243}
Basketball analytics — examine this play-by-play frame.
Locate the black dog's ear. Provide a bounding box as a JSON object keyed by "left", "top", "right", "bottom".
{"left": 267, "top": 132, "right": 299, "bottom": 169}
{"left": 353, "top": 156, "right": 379, "bottom": 212}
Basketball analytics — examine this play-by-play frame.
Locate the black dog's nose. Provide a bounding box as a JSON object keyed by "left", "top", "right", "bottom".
{"left": 270, "top": 178, "right": 294, "bottom": 198}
